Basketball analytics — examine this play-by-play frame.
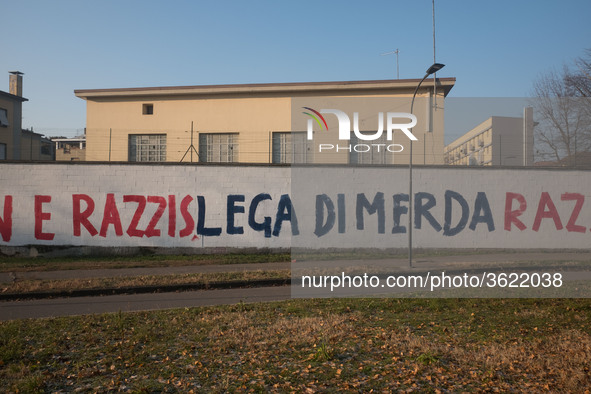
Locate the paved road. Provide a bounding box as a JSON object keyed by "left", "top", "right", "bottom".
{"left": 0, "top": 286, "right": 291, "bottom": 321}
{"left": 1, "top": 251, "right": 590, "bottom": 321}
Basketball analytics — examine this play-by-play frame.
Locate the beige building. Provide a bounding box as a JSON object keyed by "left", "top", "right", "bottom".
{"left": 75, "top": 78, "right": 455, "bottom": 164}
{"left": 444, "top": 108, "right": 534, "bottom": 166}
{"left": 0, "top": 72, "right": 53, "bottom": 161}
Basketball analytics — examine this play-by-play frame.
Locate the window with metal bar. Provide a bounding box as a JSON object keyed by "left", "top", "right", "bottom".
{"left": 272, "top": 132, "right": 311, "bottom": 163}
{"left": 128, "top": 134, "right": 167, "bottom": 162}
{"left": 198, "top": 133, "right": 238, "bottom": 163}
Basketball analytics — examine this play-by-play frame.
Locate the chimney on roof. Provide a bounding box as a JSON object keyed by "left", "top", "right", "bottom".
{"left": 9, "top": 71, "right": 23, "bottom": 97}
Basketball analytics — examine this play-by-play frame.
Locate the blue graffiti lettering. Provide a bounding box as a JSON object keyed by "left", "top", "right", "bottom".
{"left": 443, "top": 190, "right": 469, "bottom": 236}
{"left": 356, "top": 192, "right": 385, "bottom": 234}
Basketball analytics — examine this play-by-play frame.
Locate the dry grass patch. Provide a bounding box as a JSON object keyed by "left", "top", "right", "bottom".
{"left": 0, "top": 298, "right": 590, "bottom": 392}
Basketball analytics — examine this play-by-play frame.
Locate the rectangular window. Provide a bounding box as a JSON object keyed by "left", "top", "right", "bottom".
{"left": 349, "top": 132, "right": 388, "bottom": 165}
{"left": 272, "top": 132, "right": 311, "bottom": 164}
{"left": 128, "top": 134, "right": 167, "bottom": 162}
{"left": 198, "top": 133, "right": 238, "bottom": 163}
{"left": 142, "top": 104, "right": 154, "bottom": 115}
{"left": 0, "top": 108, "right": 8, "bottom": 127}
{"left": 0, "top": 143, "right": 6, "bottom": 159}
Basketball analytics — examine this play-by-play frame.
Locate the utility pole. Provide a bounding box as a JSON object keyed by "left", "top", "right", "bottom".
{"left": 432, "top": 0, "right": 438, "bottom": 108}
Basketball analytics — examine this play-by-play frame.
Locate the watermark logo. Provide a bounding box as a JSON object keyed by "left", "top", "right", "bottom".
{"left": 302, "top": 107, "right": 418, "bottom": 153}
{"left": 302, "top": 107, "right": 328, "bottom": 132}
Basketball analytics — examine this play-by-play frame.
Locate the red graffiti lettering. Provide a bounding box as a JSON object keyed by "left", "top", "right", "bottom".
{"left": 123, "top": 195, "right": 146, "bottom": 237}
{"left": 73, "top": 194, "right": 98, "bottom": 236}
{"left": 504, "top": 192, "right": 527, "bottom": 231}
{"left": 145, "top": 196, "right": 166, "bottom": 238}
{"left": 34, "top": 195, "right": 55, "bottom": 240}
{"left": 561, "top": 193, "right": 586, "bottom": 233}
{"left": 100, "top": 193, "right": 123, "bottom": 237}
{"left": 0, "top": 196, "right": 13, "bottom": 242}
{"left": 179, "top": 195, "right": 195, "bottom": 237}
{"left": 532, "top": 192, "right": 563, "bottom": 232}
{"left": 168, "top": 195, "right": 176, "bottom": 237}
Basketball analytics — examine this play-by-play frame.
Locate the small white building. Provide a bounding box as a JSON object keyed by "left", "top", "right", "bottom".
{"left": 52, "top": 136, "right": 86, "bottom": 161}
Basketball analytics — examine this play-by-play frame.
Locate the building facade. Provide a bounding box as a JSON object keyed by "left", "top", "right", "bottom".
{"left": 444, "top": 108, "right": 534, "bottom": 166}
{"left": 75, "top": 78, "right": 455, "bottom": 164}
{"left": 0, "top": 72, "right": 27, "bottom": 160}
{"left": 0, "top": 72, "right": 54, "bottom": 161}
{"left": 20, "top": 129, "right": 54, "bottom": 161}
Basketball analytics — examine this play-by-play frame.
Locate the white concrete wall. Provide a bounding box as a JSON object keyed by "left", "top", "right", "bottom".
{"left": 0, "top": 163, "right": 590, "bottom": 249}
{"left": 0, "top": 164, "right": 291, "bottom": 249}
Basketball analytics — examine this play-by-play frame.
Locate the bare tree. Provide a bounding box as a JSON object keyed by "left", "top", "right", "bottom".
{"left": 565, "top": 48, "right": 591, "bottom": 98}
{"left": 532, "top": 49, "right": 591, "bottom": 165}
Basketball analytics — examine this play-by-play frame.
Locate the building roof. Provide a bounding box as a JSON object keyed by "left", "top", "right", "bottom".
{"left": 75, "top": 78, "right": 456, "bottom": 100}
{"left": 51, "top": 137, "right": 86, "bottom": 142}
{"left": 0, "top": 89, "right": 28, "bottom": 102}
{"left": 22, "top": 128, "right": 49, "bottom": 137}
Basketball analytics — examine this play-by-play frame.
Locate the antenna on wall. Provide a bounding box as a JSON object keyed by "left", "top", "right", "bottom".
{"left": 381, "top": 49, "right": 400, "bottom": 79}
{"left": 180, "top": 121, "right": 199, "bottom": 162}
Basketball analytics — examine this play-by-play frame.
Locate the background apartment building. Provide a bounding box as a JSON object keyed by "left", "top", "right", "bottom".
{"left": 444, "top": 108, "right": 534, "bottom": 166}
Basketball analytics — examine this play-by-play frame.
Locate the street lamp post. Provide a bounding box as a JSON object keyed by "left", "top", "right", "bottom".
{"left": 408, "top": 63, "right": 445, "bottom": 268}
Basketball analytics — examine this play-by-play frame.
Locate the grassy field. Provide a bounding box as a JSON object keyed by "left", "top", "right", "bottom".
{"left": 1, "top": 297, "right": 590, "bottom": 392}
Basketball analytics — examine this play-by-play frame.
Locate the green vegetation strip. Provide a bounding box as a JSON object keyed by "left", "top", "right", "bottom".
{"left": 0, "top": 270, "right": 290, "bottom": 300}
{"left": 1, "top": 298, "right": 590, "bottom": 392}
{"left": 0, "top": 253, "right": 291, "bottom": 273}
